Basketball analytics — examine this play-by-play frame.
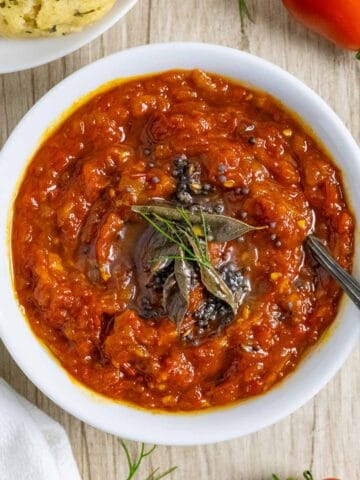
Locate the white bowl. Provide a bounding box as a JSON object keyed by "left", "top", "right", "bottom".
{"left": 0, "top": 0, "right": 138, "bottom": 74}
{"left": 1, "top": 43, "right": 359, "bottom": 446}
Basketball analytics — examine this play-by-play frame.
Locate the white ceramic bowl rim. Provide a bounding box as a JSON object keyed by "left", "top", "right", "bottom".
{"left": 0, "top": 0, "right": 138, "bottom": 74}
{"left": 0, "top": 42, "right": 359, "bottom": 445}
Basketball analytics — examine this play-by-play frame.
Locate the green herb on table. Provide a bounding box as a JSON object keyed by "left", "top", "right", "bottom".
{"left": 238, "top": 0, "right": 253, "bottom": 33}
{"left": 120, "top": 441, "right": 177, "bottom": 480}
{"left": 119, "top": 443, "right": 337, "bottom": 480}
{"left": 272, "top": 472, "right": 319, "bottom": 480}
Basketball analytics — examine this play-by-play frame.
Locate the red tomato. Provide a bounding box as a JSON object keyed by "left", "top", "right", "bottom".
{"left": 283, "top": 0, "right": 360, "bottom": 54}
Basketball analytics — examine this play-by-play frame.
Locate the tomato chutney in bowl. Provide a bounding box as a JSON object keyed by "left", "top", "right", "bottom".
{"left": 1, "top": 43, "right": 360, "bottom": 444}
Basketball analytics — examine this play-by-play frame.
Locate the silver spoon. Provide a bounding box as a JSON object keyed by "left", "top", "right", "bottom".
{"left": 306, "top": 235, "right": 360, "bottom": 310}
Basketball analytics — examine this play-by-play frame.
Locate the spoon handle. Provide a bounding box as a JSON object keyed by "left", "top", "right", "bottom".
{"left": 306, "top": 235, "right": 360, "bottom": 310}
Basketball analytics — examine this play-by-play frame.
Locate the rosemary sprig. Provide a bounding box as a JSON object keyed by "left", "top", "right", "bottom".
{"left": 120, "top": 441, "right": 177, "bottom": 480}
{"left": 238, "top": 0, "right": 253, "bottom": 34}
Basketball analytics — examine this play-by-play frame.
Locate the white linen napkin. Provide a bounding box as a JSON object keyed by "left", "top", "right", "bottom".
{"left": 0, "top": 378, "right": 81, "bottom": 480}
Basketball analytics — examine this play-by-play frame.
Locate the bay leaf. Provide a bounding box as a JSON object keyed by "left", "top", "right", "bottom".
{"left": 132, "top": 204, "right": 264, "bottom": 242}
{"left": 140, "top": 226, "right": 178, "bottom": 273}
{"left": 186, "top": 234, "right": 236, "bottom": 313}
{"left": 134, "top": 227, "right": 178, "bottom": 317}
{"left": 199, "top": 263, "right": 236, "bottom": 313}
{"left": 162, "top": 269, "right": 189, "bottom": 331}
{"left": 174, "top": 250, "right": 192, "bottom": 309}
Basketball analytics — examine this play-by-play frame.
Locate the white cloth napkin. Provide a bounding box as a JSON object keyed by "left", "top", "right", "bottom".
{"left": 0, "top": 378, "right": 81, "bottom": 480}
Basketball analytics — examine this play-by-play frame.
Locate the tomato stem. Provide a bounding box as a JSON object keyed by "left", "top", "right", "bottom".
{"left": 356, "top": 50, "right": 360, "bottom": 61}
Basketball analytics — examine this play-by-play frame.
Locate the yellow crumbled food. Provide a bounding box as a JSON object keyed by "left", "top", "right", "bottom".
{"left": 279, "top": 277, "right": 290, "bottom": 294}
{"left": 48, "top": 252, "right": 63, "bottom": 272}
{"left": 282, "top": 128, "right": 293, "bottom": 137}
{"left": 242, "top": 305, "right": 250, "bottom": 320}
{"left": 270, "top": 272, "right": 282, "bottom": 281}
{"left": 223, "top": 179, "right": 235, "bottom": 188}
{"left": 241, "top": 252, "right": 250, "bottom": 262}
{"left": 161, "top": 395, "right": 177, "bottom": 407}
{"left": 0, "top": 0, "right": 116, "bottom": 38}
{"left": 297, "top": 219, "right": 307, "bottom": 229}
{"left": 99, "top": 266, "right": 111, "bottom": 282}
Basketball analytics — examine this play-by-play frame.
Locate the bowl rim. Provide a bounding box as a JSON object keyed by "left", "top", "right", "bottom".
{"left": 1, "top": 42, "right": 359, "bottom": 445}
{"left": 0, "top": 0, "right": 138, "bottom": 74}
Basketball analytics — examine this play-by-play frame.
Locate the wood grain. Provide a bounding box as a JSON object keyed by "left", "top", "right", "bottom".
{"left": 1, "top": 1, "right": 360, "bottom": 479}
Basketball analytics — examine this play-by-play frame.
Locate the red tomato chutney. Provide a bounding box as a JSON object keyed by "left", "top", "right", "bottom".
{"left": 11, "top": 70, "right": 354, "bottom": 411}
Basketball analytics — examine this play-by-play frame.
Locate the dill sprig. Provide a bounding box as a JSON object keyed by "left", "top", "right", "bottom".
{"left": 120, "top": 441, "right": 177, "bottom": 480}
{"left": 136, "top": 207, "right": 212, "bottom": 269}
{"left": 119, "top": 440, "right": 327, "bottom": 480}
{"left": 200, "top": 210, "right": 209, "bottom": 261}
{"left": 177, "top": 207, "right": 210, "bottom": 264}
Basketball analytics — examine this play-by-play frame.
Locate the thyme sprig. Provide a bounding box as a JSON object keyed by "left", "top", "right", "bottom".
{"left": 120, "top": 441, "right": 177, "bottom": 480}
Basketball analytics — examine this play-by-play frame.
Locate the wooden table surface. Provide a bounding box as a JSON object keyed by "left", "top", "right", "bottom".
{"left": 1, "top": 1, "right": 360, "bottom": 479}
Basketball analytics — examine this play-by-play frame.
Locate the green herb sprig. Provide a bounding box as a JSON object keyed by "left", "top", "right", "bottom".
{"left": 272, "top": 471, "right": 314, "bottom": 480}
{"left": 120, "top": 441, "right": 177, "bottom": 480}
{"left": 119, "top": 442, "right": 335, "bottom": 480}
{"left": 134, "top": 206, "right": 212, "bottom": 269}
{"left": 238, "top": 0, "right": 253, "bottom": 34}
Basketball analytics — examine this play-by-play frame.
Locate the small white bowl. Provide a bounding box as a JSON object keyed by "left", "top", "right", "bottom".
{"left": 0, "top": 0, "right": 138, "bottom": 74}
{"left": 0, "top": 43, "right": 359, "bottom": 445}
